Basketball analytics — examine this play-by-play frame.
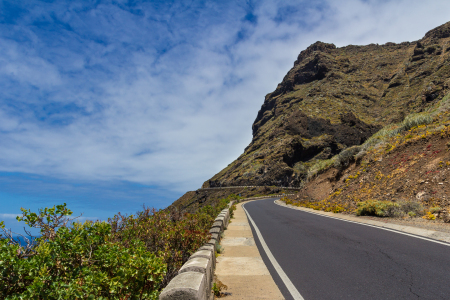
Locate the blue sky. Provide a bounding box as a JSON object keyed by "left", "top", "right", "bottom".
{"left": 1, "top": 0, "right": 450, "bottom": 233}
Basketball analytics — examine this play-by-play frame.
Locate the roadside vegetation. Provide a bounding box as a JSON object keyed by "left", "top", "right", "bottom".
{"left": 283, "top": 92, "right": 450, "bottom": 224}
{"left": 0, "top": 195, "right": 240, "bottom": 299}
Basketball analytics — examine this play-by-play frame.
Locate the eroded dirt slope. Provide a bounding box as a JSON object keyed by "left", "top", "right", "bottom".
{"left": 288, "top": 117, "right": 450, "bottom": 214}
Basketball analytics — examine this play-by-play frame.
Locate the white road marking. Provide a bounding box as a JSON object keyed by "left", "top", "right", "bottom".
{"left": 275, "top": 200, "right": 450, "bottom": 247}
{"left": 242, "top": 203, "right": 304, "bottom": 300}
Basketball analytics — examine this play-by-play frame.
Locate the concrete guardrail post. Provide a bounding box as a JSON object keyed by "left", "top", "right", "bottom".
{"left": 159, "top": 271, "right": 207, "bottom": 300}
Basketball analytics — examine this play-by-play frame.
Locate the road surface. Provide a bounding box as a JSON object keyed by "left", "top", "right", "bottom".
{"left": 243, "top": 198, "right": 450, "bottom": 300}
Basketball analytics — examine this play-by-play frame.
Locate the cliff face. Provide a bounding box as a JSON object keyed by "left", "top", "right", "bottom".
{"left": 202, "top": 21, "right": 450, "bottom": 189}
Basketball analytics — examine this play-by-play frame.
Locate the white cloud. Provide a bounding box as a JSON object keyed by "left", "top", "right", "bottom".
{"left": 0, "top": 0, "right": 449, "bottom": 195}
{"left": 0, "top": 40, "right": 62, "bottom": 89}
{"left": 0, "top": 214, "right": 20, "bottom": 219}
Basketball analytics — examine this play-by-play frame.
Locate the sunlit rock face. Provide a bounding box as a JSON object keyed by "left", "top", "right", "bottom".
{"left": 198, "top": 21, "right": 450, "bottom": 190}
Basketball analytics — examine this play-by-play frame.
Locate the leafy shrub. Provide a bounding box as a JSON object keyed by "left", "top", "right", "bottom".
{"left": 355, "top": 200, "right": 400, "bottom": 217}
{"left": 432, "top": 92, "right": 450, "bottom": 116}
{"left": 109, "top": 197, "right": 231, "bottom": 287}
{"left": 0, "top": 219, "right": 166, "bottom": 299}
{"left": 354, "top": 149, "right": 367, "bottom": 163}
{"left": 383, "top": 200, "right": 426, "bottom": 218}
{"left": 391, "top": 114, "right": 433, "bottom": 136}
{"left": 399, "top": 201, "right": 424, "bottom": 216}
{"left": 229, "top": 202, "right": 237, "bottom": 219}
{"left": 0, "top": 196, "right": 234, "bottom": 299}
{"left": 356, "top": 200, "right": 425, "bottom": 218}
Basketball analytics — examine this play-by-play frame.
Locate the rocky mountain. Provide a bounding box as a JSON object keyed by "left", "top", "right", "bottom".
{"left": 203, "top": 21, "right": 450, "bottom": 189}
{"left": 172, "top": 21, "right": 450, "bottom": 211}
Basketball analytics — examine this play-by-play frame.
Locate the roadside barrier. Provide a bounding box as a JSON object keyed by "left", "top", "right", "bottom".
{"left": 198, "top": 186, "right": 302, "bottom": 190}
{"left": 159, "top": 201, "right": 235, "bottom": 300}
{"left": 238, "top": 194, "right": 295, "bottom": 202}
{"left": 159, "top": 194, "right": 297, "bottom": 299}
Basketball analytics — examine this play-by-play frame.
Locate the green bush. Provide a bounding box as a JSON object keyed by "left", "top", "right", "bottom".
{"left": 399, "top": 201, "right": 424, "bottom": 217}
{"left": 356, "top": 200, "right": 425, "bottom": 218}
{"left": 0, "top": 221, "right": 166, "bottom": 299}
{"left": 355, "top": 200, "right": 400, "bottom": 217}
{"left": 0, "top": 196, "right": 234, "bottom": 299}
{"left": 109, "top": 196, "right": 232, "bottom": 287}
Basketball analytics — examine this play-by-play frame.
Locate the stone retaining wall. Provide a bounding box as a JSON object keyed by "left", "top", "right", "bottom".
{"left": 159, "top": 201, "right": 235, "bottom": 300}
{"left": 159, "top": 195, "right": 293, "bottom": 299}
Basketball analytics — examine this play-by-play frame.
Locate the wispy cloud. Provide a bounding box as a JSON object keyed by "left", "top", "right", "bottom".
{"left": 0, "top": 0, "right": 449, "bottom": 230}
{"left": 0, "top": 213, "right": 20, "bottom": 219}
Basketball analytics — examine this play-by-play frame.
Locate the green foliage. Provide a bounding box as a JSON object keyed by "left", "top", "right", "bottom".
{"left": 378, "top": 200, "right": 422, "bottom": 218}
{"left": 0, "top": 221, "right": 166, "bottom": 299}
{"left": 355, "top": 200, "right": 400, "bottom": 217}
{"left": 361, "top": 112, "right": 433, "bottom": 151}
{"left": 431, "top": 92, "right": 450, "bottom": 117}
{"left": 333, "top": 145, "right": 362, "bottom": 170}
{"left": 399, "top": 201, "right": 424, "bottom": 217}
{"left": 391, "top": 114, "right": 433, "bottom": 136}
{"left": 0, "top": 196, "right": 233, "bottom": 299}
{"left": 212, "top": 280, "right": 228, "bottom": 297}
{"left": 212, "top": 282, "right": 220, "bottom": 296}
{"left": 108, "top": 195, "right": 232, "bottom": 286}
{"left": 307, "top": 158, "right": 336, "bottom": 181}
{"left": 229, "top": 202, "right": 237, "bottom": 219}
{"left": 109, "top": 209, "right": 210, "bottom": 286}
{"left": 16, "top": 203, "right": 74, "bottom": 240}
{"left": 215, "top": 241, "right": 223, "bottom": 254}
{"left": 429, "top": 206, "right": 442, "bottom": 214}
{"left": 356, "top": 200, "right": 425, "bottom": 218}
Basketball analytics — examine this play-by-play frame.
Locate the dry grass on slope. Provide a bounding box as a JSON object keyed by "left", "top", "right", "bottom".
{"left": 284, "top": 99, "right": 450, "bottom": 226}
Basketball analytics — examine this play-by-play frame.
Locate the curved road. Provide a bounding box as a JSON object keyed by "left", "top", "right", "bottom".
{"left": 243, "top": 198, "right": 450, "bottom": 300}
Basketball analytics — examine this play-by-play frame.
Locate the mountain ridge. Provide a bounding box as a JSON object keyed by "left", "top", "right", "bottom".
{"left": 172, "top": 21, "right": 450, "bottom": 211}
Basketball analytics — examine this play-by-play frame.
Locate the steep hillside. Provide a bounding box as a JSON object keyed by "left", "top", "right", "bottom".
{"left": 171, "top": 21, "right": 450, "bottom": 212}
{"left": 283, "top": 90, "right": 450, "bottom": 226}
{"left": 204, "top": 21, "right": 450, "bottom": 189}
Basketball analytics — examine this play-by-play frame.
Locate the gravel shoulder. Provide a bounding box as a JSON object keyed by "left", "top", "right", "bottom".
{"left": 356, "top": 214, "right": 450, "bottom": 233}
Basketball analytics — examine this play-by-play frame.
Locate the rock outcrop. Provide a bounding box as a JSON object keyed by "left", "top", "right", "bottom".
{"left": 201, "top": 21, "right": 450, "bottom": 189}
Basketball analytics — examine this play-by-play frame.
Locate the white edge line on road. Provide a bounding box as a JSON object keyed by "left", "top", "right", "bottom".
{"left": 274, "top": 200, "right": 450, "bottom": 247}
{"left": 242, "top": 203, "right": 304, "bottom": 300}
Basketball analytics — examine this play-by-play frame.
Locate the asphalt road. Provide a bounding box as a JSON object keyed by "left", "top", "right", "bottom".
{"left": 243, "top": 198, "right": 450, "bottom": 300}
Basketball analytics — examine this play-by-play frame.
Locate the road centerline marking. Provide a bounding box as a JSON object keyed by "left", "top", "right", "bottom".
{"left": 242, "top": 203, "right": 304, "bottom": 300}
